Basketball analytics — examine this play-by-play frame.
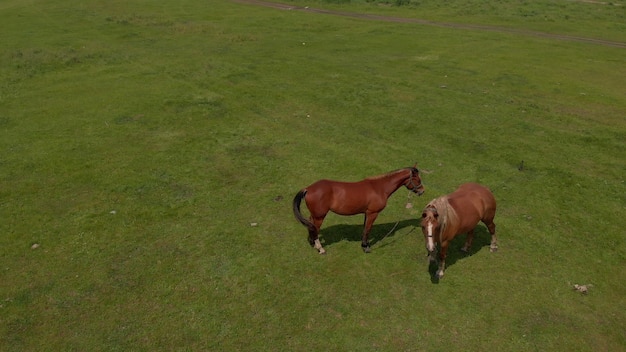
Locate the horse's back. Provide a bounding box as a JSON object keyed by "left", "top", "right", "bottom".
{"left": 448, "top": 183, "right": 496, "bottom": 224}
{"left": 305, "top": 179, "right": 374, "bottom": 215}
{"left": 306, "top": 179, "right": 369, "bottom": 197}
{"left": 459, "top": 183, "right": 495, "bottom": 204}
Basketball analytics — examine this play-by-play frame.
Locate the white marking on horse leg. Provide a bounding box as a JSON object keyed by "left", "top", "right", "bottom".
{"left": 490, "top": 234, "right": 499, "bottom": 252}
{"left": 426, "top": 223, "right": 435, "bottom": 253}
{"left": 314, "top": 239, "right": 326, "bottom": 254}
{"left": 437, "top": 260, "right": 445, "bottom": 278}
{"left": 488, "top": 222, "right": 498, "bottom": 252}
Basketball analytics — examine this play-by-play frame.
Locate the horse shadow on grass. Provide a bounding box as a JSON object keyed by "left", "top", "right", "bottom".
{"left": 318, "top": 218, "right": 420, "bottom": 250}
{"left": 317, "top": 219, "right": 494, "bottom": 284}
{"left": 427, "top": 225, "right": 493, "bottom": 284}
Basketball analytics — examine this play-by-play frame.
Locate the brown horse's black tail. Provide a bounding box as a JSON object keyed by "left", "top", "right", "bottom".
{"left": 293, "top": 190, "right": 316, "bottom": 237}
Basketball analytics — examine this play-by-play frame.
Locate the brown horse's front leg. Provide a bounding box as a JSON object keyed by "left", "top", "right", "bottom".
{"left": 361, "top": 212, "right": 379, "bottom": 253}
{"left": 436, "top": 242, "right": 449, "bottom": 278}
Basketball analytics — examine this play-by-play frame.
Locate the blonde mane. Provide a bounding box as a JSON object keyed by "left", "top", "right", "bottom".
{"left": 426, "top": 196, "right": 458, "bottom": 237}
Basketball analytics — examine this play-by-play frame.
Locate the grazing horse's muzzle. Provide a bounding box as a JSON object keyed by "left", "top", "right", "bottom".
{"left": 425, "top": 232, "right": 436, "bottom": 253}
{"left": 426, "top": 250, "right": 436, "bottom": 263}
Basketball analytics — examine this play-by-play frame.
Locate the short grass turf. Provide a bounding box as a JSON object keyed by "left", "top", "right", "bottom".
{"left": 0, "top": 0, "right": 624, "bottom": 350}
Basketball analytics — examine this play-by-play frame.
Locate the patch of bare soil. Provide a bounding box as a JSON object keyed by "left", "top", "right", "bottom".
{"left": 232, "top": 0, "right": 626, "bottom": 48}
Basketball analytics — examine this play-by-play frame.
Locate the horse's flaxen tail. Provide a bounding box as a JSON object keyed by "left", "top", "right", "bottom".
{"left": 293, "top": 189, "right": 315, "bottom": 234}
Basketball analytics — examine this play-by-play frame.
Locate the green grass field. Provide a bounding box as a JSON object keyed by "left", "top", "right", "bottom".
{"left": 1, "top": 0, "right": 625, "bottom": 350}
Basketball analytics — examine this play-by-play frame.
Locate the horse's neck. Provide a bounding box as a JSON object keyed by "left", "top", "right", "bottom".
{"left": 377, "top": 169, "right": 409, "bottom": 196}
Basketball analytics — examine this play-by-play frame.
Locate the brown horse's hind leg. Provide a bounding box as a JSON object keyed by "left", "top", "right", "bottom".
{"left": 310, "top": 216, "right": 326, "bottom": 255}
{"left": 486, "top": 221, "right": 498, "bottom": 252}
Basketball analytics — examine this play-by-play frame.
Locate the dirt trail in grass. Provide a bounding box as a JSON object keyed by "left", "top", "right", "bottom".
{"left": 232, "top": 0, "right": 626, "bottom": 48}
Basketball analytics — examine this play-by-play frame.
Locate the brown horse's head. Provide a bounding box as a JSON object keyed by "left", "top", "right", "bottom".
{"left": 421, "top": 205, "right": 439, "bottom": 254}
{"left": 405, "top": 166, "right": 425, "bottom": 195}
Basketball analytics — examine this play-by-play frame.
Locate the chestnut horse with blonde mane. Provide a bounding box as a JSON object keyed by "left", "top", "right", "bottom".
{"left": 420, "top": 183, "right": 498, "bottom": 279}
{"left": 293, "top": 166, "right": 424, "bottom": 254}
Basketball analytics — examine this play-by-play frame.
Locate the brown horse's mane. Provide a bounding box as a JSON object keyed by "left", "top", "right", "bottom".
{"left": 427, "top": 196, "right": 458, "bottom": 237}
{"left": 365, "top": 168, "right": 409, "bottom": 181}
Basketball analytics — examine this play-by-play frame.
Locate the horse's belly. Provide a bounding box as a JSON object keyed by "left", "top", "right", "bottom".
{"left": 455, "top": 214, "right": 483, "bottom": 233}
{"left": 330, "top": 203, "right": 368, "bottom": 215}
{"left": 329, "top": 185, "right": 377, "bottom": 215}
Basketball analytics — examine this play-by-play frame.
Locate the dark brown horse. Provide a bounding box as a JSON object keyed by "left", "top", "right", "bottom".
{"left": 293, "top": 166, "right": 425, "bottom": 254}
{"left": 420, "top": 183, "right": 497, "bottom": 279}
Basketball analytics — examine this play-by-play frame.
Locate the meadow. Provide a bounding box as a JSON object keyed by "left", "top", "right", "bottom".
{"left": 0, "top": 0, "right": 625, "bottom": 350}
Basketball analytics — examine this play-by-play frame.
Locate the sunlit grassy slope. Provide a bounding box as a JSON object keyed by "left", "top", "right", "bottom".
{"left": 0, "top": 0, "right": 624, "bottom": 350}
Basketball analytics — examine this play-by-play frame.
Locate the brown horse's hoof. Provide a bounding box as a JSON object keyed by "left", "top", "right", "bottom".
{"left": 362, "top": 246, "right": 371, "bottom": 253}
{"left": 490, "top": 247, "right": 498, "bottom": 253}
